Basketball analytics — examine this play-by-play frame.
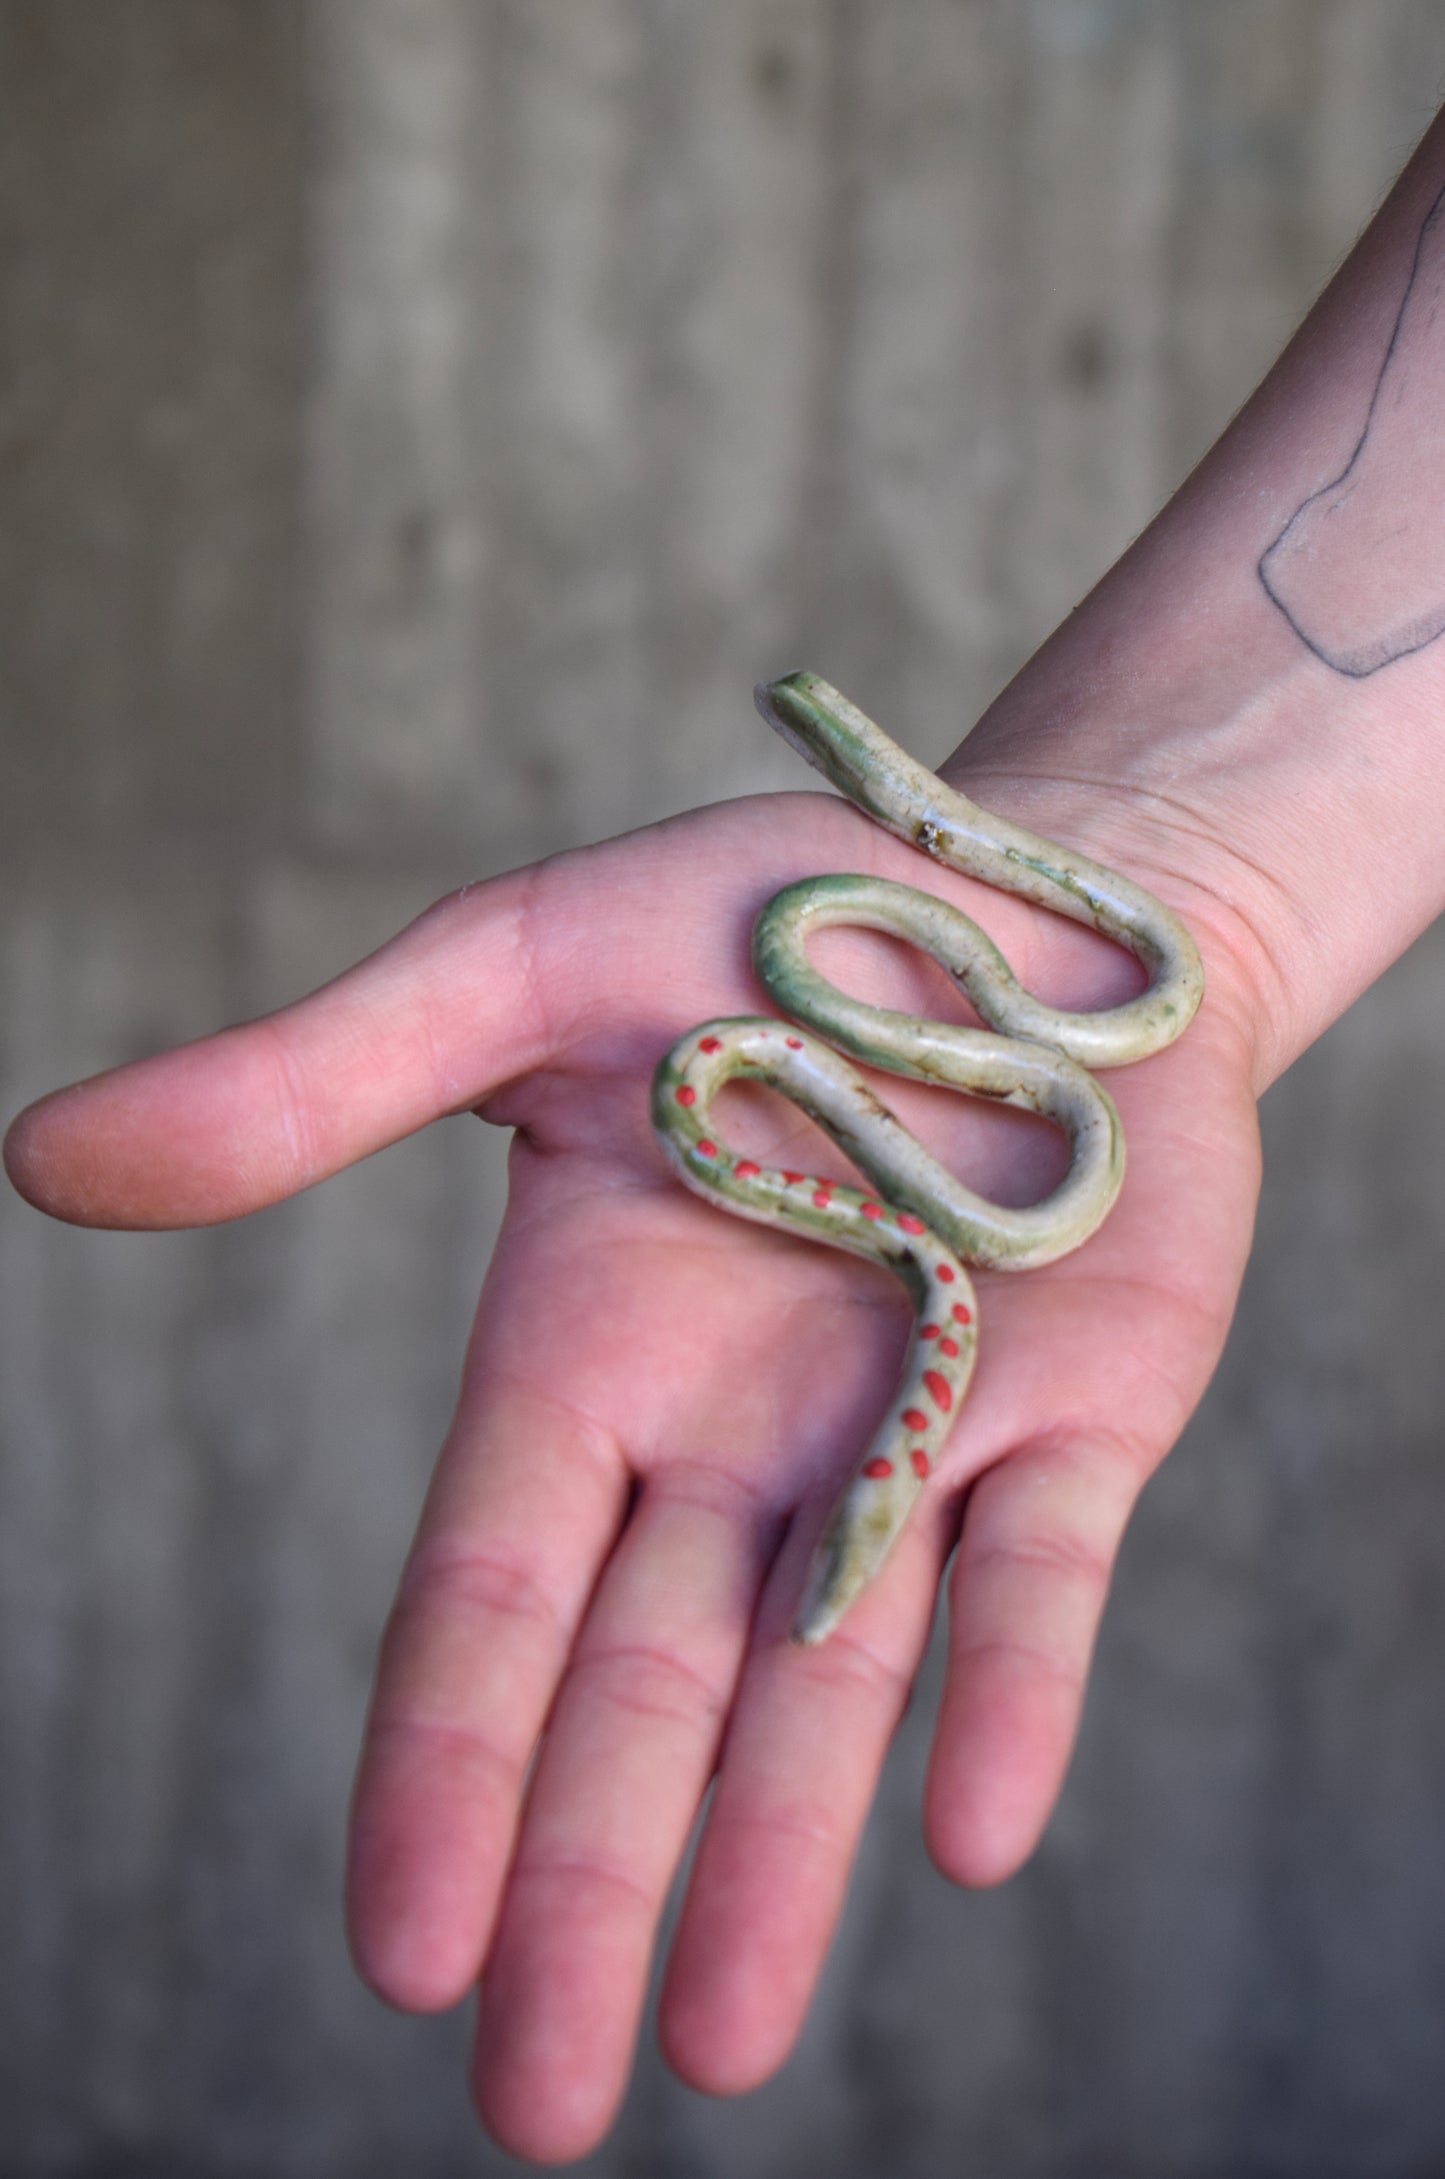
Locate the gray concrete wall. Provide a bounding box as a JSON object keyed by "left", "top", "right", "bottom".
{"left": 4, "top": 3, "right": 1445, "bottom": 2172}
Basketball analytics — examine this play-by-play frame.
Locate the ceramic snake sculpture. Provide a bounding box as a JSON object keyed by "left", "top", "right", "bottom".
{"left": 651, "top": 673, "right": 1204, "bottom": 1646}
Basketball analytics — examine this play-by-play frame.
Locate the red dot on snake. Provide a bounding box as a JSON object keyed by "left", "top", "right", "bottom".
{"left": 812, "top": 1188, "right": 832, "bottom": 1208}
{"left": 910, "top": 1449, "right": 931, "bottom": 1479}
{"left": 952, "top": 1303, "right": 972, "bottom": 1325}
{"left": 863, "top": 1456, "right": 893, "bottom": 1480}
{"left": 735, "top": 1160, "right": 761, "bottom": 1179}
{"left": 897, "top": 1213, "right": 926, "bottom": 1235}
{"left": 675, "top": 1086, "right": 696, "bottom": 1107}
{"left": 920, "top": 1323, "right": 939, "bottom": 1340}
{"left": 902, "top": 1408, "right": 928, "bottom": 1431}
{"left": 697, "top": 1140, "right": 717, "bottom": 1157}
{"left": 861, "top": 1201, "right": 883, "bottom": 1220}
{"left": 939, "top": 1335, "right": 959, "bottom": 1357}
{"left": 936, "top": 1265, "right": 956, "bottom": 1283}
{"left": 783, "top": 1171, "right": 805, "bottom": 1185}
{"left": 699, "top": 1035, "right": 722, "bottom": 1053}
{"left": 924, "top": 1369, "right": 953, "bottom": 1412}
{"left": 786, "top": 1037, "right": 804, "bottom": 1049}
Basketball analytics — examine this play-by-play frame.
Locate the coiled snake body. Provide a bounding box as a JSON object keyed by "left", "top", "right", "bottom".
{"left": 651, "top": 674, "right": 1203, "bottom": 1646}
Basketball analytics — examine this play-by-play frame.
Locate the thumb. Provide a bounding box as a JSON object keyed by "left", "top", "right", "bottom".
{"left": 3, "top": 870, "right": 548, "bottom": 1230}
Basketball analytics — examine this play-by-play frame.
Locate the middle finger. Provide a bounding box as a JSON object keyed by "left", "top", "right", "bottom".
{"left": 472, "top": 1460, "right": 784, "bottom": 2164}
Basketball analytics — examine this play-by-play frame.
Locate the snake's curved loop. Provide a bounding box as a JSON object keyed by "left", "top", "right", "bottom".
{"left": 651, "top": 672, "right": 1203, "bottom": 1644}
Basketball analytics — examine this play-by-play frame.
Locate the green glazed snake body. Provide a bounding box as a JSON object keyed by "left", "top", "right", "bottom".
{"left": 651, "top": 673, "right": 1203, "bottom": 1646}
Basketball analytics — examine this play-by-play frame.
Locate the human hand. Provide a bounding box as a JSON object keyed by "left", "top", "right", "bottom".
{"left": 3, "top": 774, "right": 1266, "bottom": 2162}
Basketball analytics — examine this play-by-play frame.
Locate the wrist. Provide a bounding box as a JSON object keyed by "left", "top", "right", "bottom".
{"left": 942, "top": 613, "right": 1445, "bottom": 1098}
{"left": 936, "top": 733, "right": 1281, "bottom": 1092}
{"left": 934, "top": 116, "right": 1445, "bottom": 1094}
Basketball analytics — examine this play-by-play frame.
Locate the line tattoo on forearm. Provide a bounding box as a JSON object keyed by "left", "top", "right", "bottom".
{"left": 1260, "top": 181, "right": 1445, "bottom": 678}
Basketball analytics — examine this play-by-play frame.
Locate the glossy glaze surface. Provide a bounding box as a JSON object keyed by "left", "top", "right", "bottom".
{"left": 653, "top": 674, "right": 1203, "bottom": 1642}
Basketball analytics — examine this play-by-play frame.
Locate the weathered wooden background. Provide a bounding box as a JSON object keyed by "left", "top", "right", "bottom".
{"left": 5, "top": 3, "right": 1445, "bottom": 2172}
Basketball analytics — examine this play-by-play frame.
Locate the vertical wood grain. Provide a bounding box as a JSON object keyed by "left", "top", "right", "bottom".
{"left": 8, "top": 3, "right": 1445, "bottom": 2172}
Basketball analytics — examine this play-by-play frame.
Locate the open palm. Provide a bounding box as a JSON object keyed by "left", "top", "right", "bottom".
{"left": 4, "top": 774, "right": 1263, "bottom": 2163}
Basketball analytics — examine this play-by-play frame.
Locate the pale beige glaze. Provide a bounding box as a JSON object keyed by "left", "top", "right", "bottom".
{"left": 652, "top": 673, "right": 1204, "bottom": 1643}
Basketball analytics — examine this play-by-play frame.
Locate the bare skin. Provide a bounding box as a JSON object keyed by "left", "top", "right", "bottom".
{"left": 3, "top": 772, "right": 1261, "bottom": 2160}
{"left": 12, "top": 96, "right": 1445, "bottom": 2176}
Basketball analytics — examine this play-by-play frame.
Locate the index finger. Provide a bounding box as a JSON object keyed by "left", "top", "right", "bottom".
{"left": 348, "top": 1364, "right": 631, "bottom": 2016}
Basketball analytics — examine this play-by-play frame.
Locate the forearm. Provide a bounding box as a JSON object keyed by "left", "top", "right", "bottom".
{"left": 945, "top": 107, "right": 1445, "bottom": 1091}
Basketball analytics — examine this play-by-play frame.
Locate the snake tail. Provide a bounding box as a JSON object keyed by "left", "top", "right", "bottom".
{"left": 651, "top": 1019, "right": 979, "bottom": 1645}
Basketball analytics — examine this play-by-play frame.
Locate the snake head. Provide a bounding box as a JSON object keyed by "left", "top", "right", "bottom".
{"left": 753, "top": 673, "right": 830, "bottom": 772}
